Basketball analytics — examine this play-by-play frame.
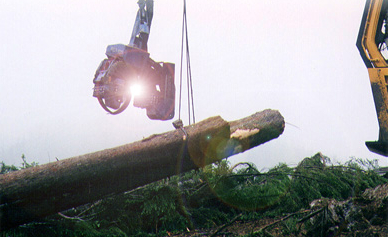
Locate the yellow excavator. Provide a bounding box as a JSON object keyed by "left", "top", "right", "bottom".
{"left": 357, "top": 0, "right": 388, "bottom": 156}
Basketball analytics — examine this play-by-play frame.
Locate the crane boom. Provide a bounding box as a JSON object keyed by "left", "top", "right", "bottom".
{"left": 357, "top": 0, "right": 388, "bottom": 156}
{"left": 129, "top": 0, "right": 154, "bottom": 51}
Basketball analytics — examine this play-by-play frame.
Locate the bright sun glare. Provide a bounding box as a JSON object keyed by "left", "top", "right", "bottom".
{"left": 130, "top": 84, "right": 143, "bottom": 96}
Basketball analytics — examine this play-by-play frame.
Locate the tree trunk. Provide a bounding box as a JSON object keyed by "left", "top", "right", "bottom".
{"left": 0, "top": 109, "right": 284, "bottom": 231}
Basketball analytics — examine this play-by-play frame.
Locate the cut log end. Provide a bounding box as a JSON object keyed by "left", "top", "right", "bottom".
{"left": 225, "top": 109, "right": 285, "bottom": 156}
{"left": 0, "top": 109, "right": 285, "bottom": 231}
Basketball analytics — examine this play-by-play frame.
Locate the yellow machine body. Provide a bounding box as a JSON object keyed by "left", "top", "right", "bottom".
{"left": 357, "top": 0, "right": 388, "bottom": 156}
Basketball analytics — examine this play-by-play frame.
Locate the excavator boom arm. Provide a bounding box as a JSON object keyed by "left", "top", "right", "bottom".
{"left": 357, "top": 0, "right": 388, "bottom": 156}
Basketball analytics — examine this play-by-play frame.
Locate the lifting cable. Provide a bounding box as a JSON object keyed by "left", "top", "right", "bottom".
{"left": 178, "top": 0, "right": 195, "bottom": 125}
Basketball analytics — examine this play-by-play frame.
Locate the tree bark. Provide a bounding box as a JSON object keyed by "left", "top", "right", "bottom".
{"left": 0, "top": 109, "right": 284, "bottom": 231}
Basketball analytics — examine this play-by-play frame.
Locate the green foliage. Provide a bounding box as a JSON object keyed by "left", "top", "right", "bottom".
{"left": 0, "top": 154, "right": 38, "bottom": 174}
{"left": 1, "top": 153, "right": 387, "bottom": 236}
{"left": 208, "top": 162, "right": 292, "bottom": 212}
{"left": 0, "top": 161, "right": 18, "bottom": 174}
{"left": 270, "top": 153, "right": 387, "bottom": 218}
{"left": 140, "top": 182, "right": 188, "bottom": 231}
{"left": 21, "top": 153, "right": 38, "bottom": 169}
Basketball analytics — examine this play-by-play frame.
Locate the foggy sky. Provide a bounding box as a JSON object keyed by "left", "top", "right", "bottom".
{"left": 1, "top": 0, "right": 386, "bottom": 169}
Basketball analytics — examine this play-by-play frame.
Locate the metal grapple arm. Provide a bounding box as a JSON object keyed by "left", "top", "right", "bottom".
{"left": 92, "top": 0, "right": 175, "bottom": 120}
{"left": 129, "top": 0, "right": 154, "bottom": 51}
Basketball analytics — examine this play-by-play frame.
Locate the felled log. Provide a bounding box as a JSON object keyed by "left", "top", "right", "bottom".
{"left": 0, "top": 109, "right": 284, "bottom": 231}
